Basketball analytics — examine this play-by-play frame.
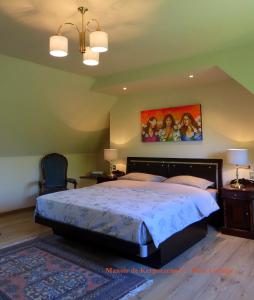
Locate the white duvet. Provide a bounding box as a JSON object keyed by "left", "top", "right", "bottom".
{"left": 36, "top": 180, "right": 219, "bottom": 248}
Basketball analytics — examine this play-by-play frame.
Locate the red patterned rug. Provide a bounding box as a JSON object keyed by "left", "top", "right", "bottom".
{"left": 0, "top": 237, "right": 149, "bottom": 299}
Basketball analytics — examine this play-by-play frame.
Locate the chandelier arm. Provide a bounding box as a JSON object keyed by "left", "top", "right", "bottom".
{"left": 56, "top": 22, "right": 80, "bottom": 35}
{"left": 86, "top": 18, "right": 101, "bottom": 32}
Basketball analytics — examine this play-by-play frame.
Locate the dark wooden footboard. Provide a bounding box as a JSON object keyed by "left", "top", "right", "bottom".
{"left": 35, "top": 213, "right": 207, "bottom": 268}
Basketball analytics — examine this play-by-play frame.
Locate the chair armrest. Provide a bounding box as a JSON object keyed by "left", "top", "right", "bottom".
{"left": 38, "top": 179, "right": 45, "bottom": 189}
{"left": 38, "top": 179, "right": 46, "bottom": 195}
{"left": 67, "top": 178, "right": 77, "bottom": 189}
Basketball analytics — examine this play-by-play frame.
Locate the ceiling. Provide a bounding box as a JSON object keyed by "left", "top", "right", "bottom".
{"left": 1, "top": 0, "right": 254, "bottom": 78}
{"left": 97, "top": 66, "right": 231, "bottom": 95}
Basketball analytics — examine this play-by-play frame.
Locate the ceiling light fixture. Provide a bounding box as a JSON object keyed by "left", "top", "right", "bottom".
{"left": 188, "top": 74, "right": 194, "bottom": 78}
{"left": 49, "top": 6, "right": 108, "bottom": 66}
{"left": 123, "top": 87, "right": 127, "bottom": 91}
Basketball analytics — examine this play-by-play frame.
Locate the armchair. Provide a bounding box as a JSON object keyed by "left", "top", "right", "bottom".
{"left": 39, "top": 153, "right": 77, "bottom": 195}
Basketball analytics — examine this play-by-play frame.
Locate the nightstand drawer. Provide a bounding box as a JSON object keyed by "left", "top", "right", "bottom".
{"left": 221, "top": 189, "right": 251, "bottom": 200}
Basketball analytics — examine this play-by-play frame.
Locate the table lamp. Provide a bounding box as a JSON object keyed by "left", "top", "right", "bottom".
{"left": 227, "top": 149, "right": 250, "bottom": 189}
{"left": 104, "top": 149, "right": 118, "bottom": 176}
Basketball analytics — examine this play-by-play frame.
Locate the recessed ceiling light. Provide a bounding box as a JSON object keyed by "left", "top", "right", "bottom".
{"left": 123, "top": 87, "right": 127, "bottom": 91}
{"left": 188, "top": 74, "right": 194, "bottom": 78}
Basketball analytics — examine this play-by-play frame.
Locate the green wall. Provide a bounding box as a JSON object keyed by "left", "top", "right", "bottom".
{"left": 0, "top": 54, "right": 117, "bottom": 156}
{"left": 0, "top": 54, "right": 117, "bottom": 212}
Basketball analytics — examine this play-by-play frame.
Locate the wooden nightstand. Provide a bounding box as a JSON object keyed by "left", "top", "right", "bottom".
{"left": 221, "top": 185, "right": 254, "bottom": 239}
{"left": 96, "top": 175, "right": 117, "bottom": 184}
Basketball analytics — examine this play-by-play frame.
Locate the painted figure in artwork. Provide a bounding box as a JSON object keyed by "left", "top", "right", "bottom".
{"left": 142, "top": 116, "right": 159, "bottom": 142}
{"left": 160, "top": 114, "right": 175, "bottom": 141}
{"left": 180, "top": 112, "right": 202, "bottom": 141}
{"left": 159, "top": 114, "right": 180, "bottom": 142}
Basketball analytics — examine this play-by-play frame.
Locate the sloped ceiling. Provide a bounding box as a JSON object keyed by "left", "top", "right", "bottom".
{"left": 97, "top": 66, "right": 229, "bottom": 96}
{"left": 0, "top": 53, "right": 116, "bottom": 156}
{"left": 0, "top": 0, "right": 254, "bottom": 78}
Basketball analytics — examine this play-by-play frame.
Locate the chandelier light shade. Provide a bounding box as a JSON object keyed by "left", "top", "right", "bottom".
{"left": 90, "top": 31, "right": 108, "bottom": 53}
{"left": 49, "top": 35, "right": 68, "bottom": 57}
{"left": 83, "top": 47, "right": 99, "bottom": 66}
{"left": 49, "top": 6, "right": 108, "bottom": 66}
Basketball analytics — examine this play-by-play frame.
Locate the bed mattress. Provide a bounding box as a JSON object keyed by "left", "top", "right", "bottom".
{"left": 36, "top": 180, "right": 219, "bottom": 248}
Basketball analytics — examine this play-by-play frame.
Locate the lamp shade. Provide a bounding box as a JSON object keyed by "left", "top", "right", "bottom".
{"left": 49, "top": 35, "right": 68, "bottom": 57}
{"left": 227, "top": 149, "right": 249, "bottom": 165}
{"left": 104, "top": 149, "right": 118, "bottom": 161}
{"left": 90, "top": 31, "right": 108, "bottom": 53}
{"left": 83, "top": 47, "right": 99, "bottom": 66}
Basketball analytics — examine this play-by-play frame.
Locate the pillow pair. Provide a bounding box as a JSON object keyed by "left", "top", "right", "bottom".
{"left": 119, "top": 172, "right": 214, "bottom": 190}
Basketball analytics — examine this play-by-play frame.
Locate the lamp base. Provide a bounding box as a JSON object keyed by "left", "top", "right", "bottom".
{"left": 230, "top": 182, "right": 243, "bottom": 189}
{"left": 105, "top": 173, "right": 117, "bottom": 179}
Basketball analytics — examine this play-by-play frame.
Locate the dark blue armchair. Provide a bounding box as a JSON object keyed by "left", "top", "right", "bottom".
{"left": 39, "top": 153, "right": 77, "bottom": 195}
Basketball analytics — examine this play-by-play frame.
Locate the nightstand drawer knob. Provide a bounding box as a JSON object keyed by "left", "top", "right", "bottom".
{"left": 246, "top": 212, "right": 249, "bottom": 216}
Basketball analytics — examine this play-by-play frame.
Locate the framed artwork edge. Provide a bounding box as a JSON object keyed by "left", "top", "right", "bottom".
{"left": 141, "top": 104, "right": 203, "bottom": 143}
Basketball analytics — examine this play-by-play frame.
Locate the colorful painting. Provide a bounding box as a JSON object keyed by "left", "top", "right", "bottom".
{"left": 141, "top": 104, "right": 202, "bottom": 142}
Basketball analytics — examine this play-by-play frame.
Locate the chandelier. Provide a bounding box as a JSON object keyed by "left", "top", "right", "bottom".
{"left": 49, "top": 6, "right": 108, "bottom": 66}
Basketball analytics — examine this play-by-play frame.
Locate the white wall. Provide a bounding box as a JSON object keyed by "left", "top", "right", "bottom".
{"left": 0, "top": 153, "right": 99, "bottom": 213}
{"left": 110, "top": 79, "right": 254, "bottom": 184}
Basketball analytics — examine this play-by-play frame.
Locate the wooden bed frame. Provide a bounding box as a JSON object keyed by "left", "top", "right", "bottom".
{"left": 35, "top": 157, "right": 223, "bottom": 268}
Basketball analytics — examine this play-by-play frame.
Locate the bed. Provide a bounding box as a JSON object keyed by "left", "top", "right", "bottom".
{"left": 35, "top": 157, "right": 223, "bottom": 268}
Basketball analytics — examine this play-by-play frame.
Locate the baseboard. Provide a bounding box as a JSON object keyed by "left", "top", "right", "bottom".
{"left": 0, "top": 206, "right": 35, "bottom": 217}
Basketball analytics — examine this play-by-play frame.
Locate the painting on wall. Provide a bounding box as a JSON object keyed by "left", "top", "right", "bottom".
{"left": 141, "top": 104, "right": 202, "bottom": 142}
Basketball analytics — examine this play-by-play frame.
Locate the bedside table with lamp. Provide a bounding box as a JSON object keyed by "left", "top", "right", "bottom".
{"left": 104, "top": 148, "right": 118, "bottom": 175}
{"left": 97, "top": 148, "right": 125, "bottom": 183}
{"left": 221, "top": 148, "right": 254, "bottom": 239}
{"left": 80, "top": 149, "right": 125, "bottom": 184}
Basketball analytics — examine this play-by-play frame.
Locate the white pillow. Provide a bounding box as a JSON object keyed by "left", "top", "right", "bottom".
{"left": 163, "top": 175, "right": 214, "bottom": 190}
{"left": 118, "top": 172, "right": 167, "bottom": 182}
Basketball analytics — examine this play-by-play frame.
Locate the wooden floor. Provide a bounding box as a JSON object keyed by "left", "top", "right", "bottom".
{"left": 1, "top": 209, "right": 254, "bottom": 300}
{"left": 0, "top": 208, "right": 50, "bottom": 248}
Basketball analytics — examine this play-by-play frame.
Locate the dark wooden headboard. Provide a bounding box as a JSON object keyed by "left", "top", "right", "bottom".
{"left": 126, "top": 157, "right": 223, "bottom": 189}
